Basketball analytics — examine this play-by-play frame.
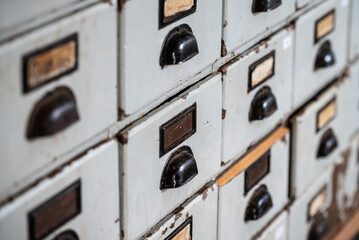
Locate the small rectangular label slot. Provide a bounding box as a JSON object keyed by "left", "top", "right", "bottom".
{"left": 23, "top": 34, "right": 78, "bottom": 93}
{"left": 316, "top": 97, "right": 336, "bottom": 132}
{"left": 165, "top": 217, "right": 192, "bottom": 240}
{"left": 159, "top": 0, "right": 196, "bottom": 28}
{"left": 315, "top": 10, "right": 335, "bottom": 43}
{"left": 308, "top": 186, "right": 327, "bottom": 221}
{"left": 248, "top": 51, "right": 275, "bottom": 92}
{"left": 160, "top": 103, "right": 196, "bottom": 157}
{"left": 28, "top": 180, "right": 81, "bottom": 240}
{"left": 244, "top": 150, "right": 270, "bottom": 194}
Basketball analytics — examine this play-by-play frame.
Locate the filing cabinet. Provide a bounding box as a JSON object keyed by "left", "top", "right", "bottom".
{"left": 334, "top": 132, "right": 359, "bottom": 221}
{"left": 256, "top": 212, "right": 288, "bottom": 240}
{"left": 0, "top": 140, "right": 120, "bottom": 240}
{"left": 217, "top": 127, "right": 289, "bottom": 240}
{"left": 291, "top": 70, "right": 358, "bottom": 198}
{"left": 349, "top": 0, "right": 359, "bottom": 61}
{"left": 119, "top": 0, "right": 222, "bottom": 116}
{"left": 141, "top": 184, "right": 217, "bottom": 240}
{"left": 292, "top": 0, "right": 349, "bottom": 109}
{"left": 288, "top": 167, "right": 333, "bottom": 240}
{"left": 222, "top": 28, "right": 293, "bottom": 165}
{"left": 0, "top": 4, "right": 117, "bottom": 202}
{"left": 119, "top": 74, "right": 222, "bottom": 239}
{"left": 222, "top": 0, "right": 295, "bottom": 54}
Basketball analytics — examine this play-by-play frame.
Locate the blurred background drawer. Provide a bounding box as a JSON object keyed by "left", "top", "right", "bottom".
{"left": 0, "top": 140, "right": 119, "bottom": 240}
{"left": 119, "top": 74, "right": 222, "bottom": 239}
{"left": 293, "top": 0, "right": 349, "bottom": 109}
{"left": 288, "top": 167, "right": 333, "bottom": 240}
{"left": 141, "top": 184, "right": 217, "bottom": 240}
{"left": 218, "top": 129, "right": 289, "bottom": 240}
{"left": 119, "top": 0, "right": 222, "bottom": 116}
{"left": 222, "top": 0, "right": 295, "bottom": 53}
{"left": 0, "top": 4, "right": 117, "bottom": 202}
{"left": 290, "top": 72, "right": 358, "bottom": 198}
{"left": 222, "top": 28, "right": 293, "bottom": 165}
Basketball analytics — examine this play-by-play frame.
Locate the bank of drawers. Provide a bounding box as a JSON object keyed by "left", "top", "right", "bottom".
{"left": 0, "top": 4, "right": 117, "bottom": 202}
{"left": 1, "top": 0, "right": 359, "bottom": 239}
{"left": 119, "top": 0, "right": 222, "bottom": 116}
{"left": 0, "top": 140, "right": 120, "bottom": 240}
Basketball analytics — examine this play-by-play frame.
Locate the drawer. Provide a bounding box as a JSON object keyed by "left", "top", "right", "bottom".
{"left": 222, "top": 0, "right": 295, "bottom": 53}
{"left": 217, "top": 127, "right": 289, "bottom": 240}
{"left": 293, "top": 0, "right": 349, "bottom": 109}
{"left": 119, "top": 74, "right": 222, "bottom": 239}
{"left": 290, "top": 73, "right": 358, "bottom": 198}
{"left": 349, "top": 0, "right": 359, "bottom": 60}
{"left": 0, "top": 4, "right": 117, "bottom": 201}
{"left": 288, "top": 167, "right": 333, "bottom": 240}
{"left": 0, "top": 0, "right": 114, "bottom": 41}
{"left": 0, "top": 140, "right": 119, "bottom": 240}
{"left": 119, "top": 0, "right": 222, "bottom": 115}
{"left": 334, "top": 132, "right": 359, "bottom": 222}
{"left": 222, "top": 28, "right": 293, "bottom": 165}
{"left": 256, "top": 211, "right": 288, "bottom": 240}
{"left": 141, "top": 184, "right": 217, "bottom": 240}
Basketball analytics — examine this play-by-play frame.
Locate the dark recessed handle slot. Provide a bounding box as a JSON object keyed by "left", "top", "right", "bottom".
{"left": 244, "top": 185, "right": 273, "bottom": 221}
{"left": 27, "top": 86, "right": 79, "bottom": 139}
{"left": 252, "top": 0, "right": 282, "bottom": 13}
{"left": 317, "top": 128, "right": 338, "bottom": 158}
{"left": 315, "top": 41, "right": 336, "bottom": 70}
{"left": 308, "top": 213, "right": 329, "bottom": 240}
{"left": 160, "top": 24, "right": 199, "bottom": 68}
{"left": 249, "top": 86, "right": 278, "bottom": 121}
{"left": 160, "top": 146, "right": 198, "bottom": 190}
{"left": 53, "top": 230, "right": 79, "bottom": 240}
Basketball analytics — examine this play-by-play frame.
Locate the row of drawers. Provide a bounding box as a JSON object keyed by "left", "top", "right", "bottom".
{"left": 1, "top": 0, "right": 357, "bottom": 203}
{"left": 1, "top": 59, "right": 358, "bottom": 239}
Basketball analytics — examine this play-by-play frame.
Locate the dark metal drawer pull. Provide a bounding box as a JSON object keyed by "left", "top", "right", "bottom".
{"left": 315, "top": 41, "right": 336, "bottom": 70}
{"left": 317, "top": 128, "right": 338, "bottom": 158}
{"left": 27, "top": 86, "right": 79, "bottom": 139}
{"left": 245, "top": 185, "right": 273, "bottom": 221}
{"left": 160, "top": 146, "right": 198, "bottom": 190}
{"left": 249, "top": 86, "right": 278, "bottom": 121}
{"left": 252, "top": 0, "right": 282, "bottom": 13}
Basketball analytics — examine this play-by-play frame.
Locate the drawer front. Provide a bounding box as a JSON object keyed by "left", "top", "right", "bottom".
{"left": 349, "top": 0, "right": 359, "bottom": 60}
{"left": 288, "top": 167, "right": 333, "bottom": 240}
{"left": 0, "top": 141, "right": 119, "bottom": 240}
{"left": 293, "top": 0, "right": 349, "bottom": 109}
{"left": 141, "top": 184, "right": 217, "bottom": 240}
{"left": 222, "top": 28, "right": 293, "bottom": 165}
{"left": 119, "top": 74, "right": 222, "bottom": 239}
{"left": 334, "top": 133, "right": 359, "bottom": 221}
{"left": 119, "top": 0, "right": 221, "bottom": 115}
{"left": 222, "top": 0, "right": 295, "bottom": 53}
{"left": 257, "top": 211, "right": 288, "bottom": 240}
{"left": 218, "top": 129, "right": 289, "bottom": 240}
{"left": 0, "top": 4, "right": 117, "bottom": 202}
{"left": 291, "top": 72, "right": 358, "bottom": 197}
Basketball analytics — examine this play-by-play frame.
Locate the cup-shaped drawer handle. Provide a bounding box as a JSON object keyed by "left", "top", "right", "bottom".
{"left": 53, "top": 230, "right": 79, "bottom": 240}
{"left": 308, "top": 213, "right": 329, "bottom": 240}
{"left": 317, "top": 128, "right": 338, "bottom": 158}
{"left": 27, "top": 86, "right": 79, "bottom": 139}
{"left": 252, "top": 0, "right": 282, "bottom": 13}
{"left": 249, "top": 86, "right": 278, "bottom": 121}
{"left": 160, "top": 24, "right": 199, "bottom": 68}
{"left": 315, "top": 41, "right": 336, "bottom": 70}
{"left": 244, "top": 185, "right": 273, "bottom": 221}
{"left": 160, "top": 146, "right": 198, "bottom": 190}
